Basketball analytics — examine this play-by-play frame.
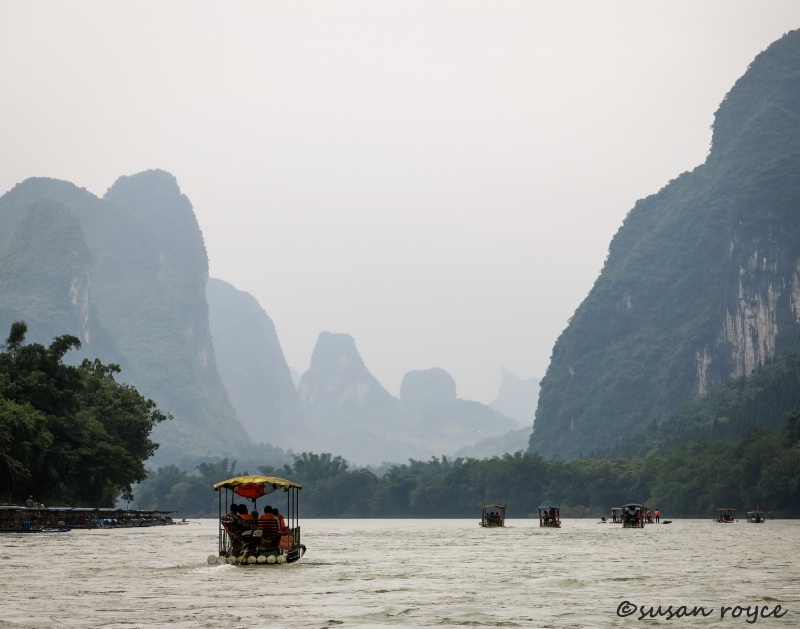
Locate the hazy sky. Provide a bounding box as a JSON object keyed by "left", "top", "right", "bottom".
{"left": 2, "top": 2, "right": 798, "bottom": 404}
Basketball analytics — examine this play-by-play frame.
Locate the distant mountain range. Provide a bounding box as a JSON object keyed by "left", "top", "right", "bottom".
{"left": 0, "top": 175, "right": 531, "bottom": 466}
{"left": 14, "top": 30, "right": 793, "bottom": 466}
{"left": 0, "top": 171, "right": 250, "bottom": 466}
{"left": 292, "top": 332, "right": 519, "bottom": 463}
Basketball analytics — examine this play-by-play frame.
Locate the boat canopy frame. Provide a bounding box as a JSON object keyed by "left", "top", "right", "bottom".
{"left": 715, "top": 507, "right": 736, "bottom": 523}
{"left": 620, "top": 503, "right": 646, "bottom": 528}
{"left": 537, "top": 504, "right": 561, "bottom": 528}
{"left": 480, "top": 501, "right": 506, "bottom": 527}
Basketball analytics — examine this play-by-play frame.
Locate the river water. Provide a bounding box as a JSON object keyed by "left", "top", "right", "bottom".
{"left": 0, "top": 518, "right": 797, "bottom": 628}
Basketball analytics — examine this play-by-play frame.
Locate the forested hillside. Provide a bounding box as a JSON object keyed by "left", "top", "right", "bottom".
{"left": 530, "top": 29, "right": 800, "bottom": 458}
{"left": 0, "top": 172, "right": 251, "bottom": 464}
{"left": 135, "top": 410, "right": 800, "bottom": 519}
{"left": 136, "top": 343, "right": 800, "bottom": 519}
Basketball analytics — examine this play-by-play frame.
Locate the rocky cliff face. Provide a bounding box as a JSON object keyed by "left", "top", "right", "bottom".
{"left": 207, "top": 278, "right": 306, "bottom": 449}
{"left": 0, "top": 201, "right": 93, "bottom": 344}
{"left": 0, "top": 184, "right": 126, "bottom": 367}
{"left": 0, "top": 171, "right": 251, "bottom": 464}
{"left": 489, "top": 368, "right": 538, "bottom": 426}
{"left": 529, "top": 30, "right": 800, "bottom": 458}
{"left": 98, "top": 170, "right": 251, "bottom": 463}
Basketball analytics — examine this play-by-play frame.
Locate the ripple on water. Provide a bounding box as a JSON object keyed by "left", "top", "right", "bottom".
{"left": 1, "top": 519, "right": 799, "bottom": 627}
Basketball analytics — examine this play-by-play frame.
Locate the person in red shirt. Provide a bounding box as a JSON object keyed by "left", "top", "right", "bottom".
{"left": 259, "top": 505, "right": 276, "bottom": 522}
{"left": 272, "top": 507, "right": 288, "bottom": 535}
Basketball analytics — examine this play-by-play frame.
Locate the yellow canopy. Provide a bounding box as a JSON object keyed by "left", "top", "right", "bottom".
{"left": 212, "top": 475, "right": 302, "bottom": 491}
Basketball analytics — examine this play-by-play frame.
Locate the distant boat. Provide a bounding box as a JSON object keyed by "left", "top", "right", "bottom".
{"left": 746, "top": 507, "right": 766, "bottom": 523}
{"left": 714, "top": 508, "right": 736, "bottom": 523}
{"left": 479, "top": 501, "right": 506, "bottom": 527}
{"left": 538, "top": 505, "right": 561, "bottom": 528}
{"left": 620, "top": 503, "right": 646, "bottom": 528}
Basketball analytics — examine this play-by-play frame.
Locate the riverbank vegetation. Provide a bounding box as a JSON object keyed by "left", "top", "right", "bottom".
{"left": 135, "top": 408, "right": 799, "bottom": 519}
{"left": 4, "top": 317, "right": 798, "bottom": 520}
{"left": 0, "top": 322, "right": 169, "bottom": 506}
{"left": 136, "top": 350, "right": 800, "bottom": 519}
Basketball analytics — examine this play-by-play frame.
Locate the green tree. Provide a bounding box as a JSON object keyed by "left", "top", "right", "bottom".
{"left": 286, "top": 452, "right": 350, "bottom": 483}
{"left": 0, "top": 322, "right": 169, "bottom": 505}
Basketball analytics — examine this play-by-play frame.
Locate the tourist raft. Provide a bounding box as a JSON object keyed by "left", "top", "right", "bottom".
{"left": 746, "top": 507, "right": 766, "bottom": 523}
{"left": 210, "top": 475, "right": 306, "bottom": 565}
{"left": 538, "top": 505, "right": 561, "bottom": 528}
{"left": 620, "top": 503, "right": 646, "bottom": 528}
{"left": 479, "top": 501, "right": 506, "bottom": 527}
{"left": 715, "top": 508, "right": 736, "bottom": 523}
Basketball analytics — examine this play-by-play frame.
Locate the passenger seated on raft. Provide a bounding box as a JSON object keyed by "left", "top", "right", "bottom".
{"left": 259, "top": 505, "right": 275, "bottom": 522}
{"left": 238, "top": 504, "right": 252, "bottom": 520}
{"left": 257, "top": 506, "right": 279, "bottom": 546}
{"left": 272, "top": 507, "right": 288, "bottom": 535}
{"left": 222, "top": 509, "right": 245, "bottom": 533}
{"left": 221, "top": 511, "right": 247, "bottom": 555}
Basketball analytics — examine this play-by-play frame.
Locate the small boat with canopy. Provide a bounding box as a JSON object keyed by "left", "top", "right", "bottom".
{"left": 209, "top": 475, "right": 306, "bottom": 565}
{"left": 746, "top": 507, "right": 766, "bottom": 523}
{"left": 538, "top": 505, "right": 561, "bottom": 528}
{"left": 479, "top": 502, "right": 506, "bottom": 527}
{"left": 715, "top": 508, "right": 736, "bottom": 523}
{"left": 621, "top": 503, "right": 646, "bottom": 528}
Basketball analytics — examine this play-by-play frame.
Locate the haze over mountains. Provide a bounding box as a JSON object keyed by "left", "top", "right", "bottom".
{"left": 0, "top": 173, "right": 251, "bottom": 465}
{"left": 2, "top": 29, "right": 799, "bottom": 468}
{"left": 0, "top": 179, "right": 529, "bottom": 466}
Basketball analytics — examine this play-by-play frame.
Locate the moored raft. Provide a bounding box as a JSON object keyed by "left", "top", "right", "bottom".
{"left": 0, "top": 505, "right": 178, "bottom": 532}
